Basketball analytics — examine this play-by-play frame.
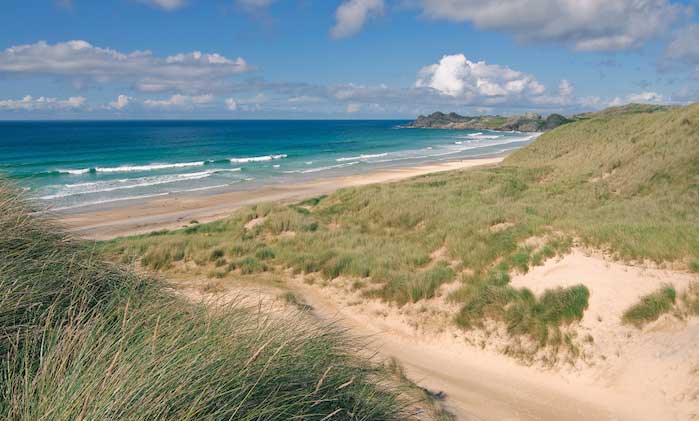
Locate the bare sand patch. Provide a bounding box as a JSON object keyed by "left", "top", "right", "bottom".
{"left": 510, "top": 249, "right": 699, "bottom": 418}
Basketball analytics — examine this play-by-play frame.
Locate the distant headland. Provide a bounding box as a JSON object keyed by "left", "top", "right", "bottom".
{"left": 403, "top": 103, "right": 671, "bottom": 132}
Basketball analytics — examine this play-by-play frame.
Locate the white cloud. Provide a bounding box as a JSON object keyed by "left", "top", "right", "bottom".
{"left": 415, "top": 54, "right": 545, "bottom": 101}
{"left": 609, "top": 91, "right": 668, "bottom": 106}
{"left": 558, "top": 80, "right": 574, "bottom": 97}
{"left": 665, "top": 24, "right": 699, "bottom": 65}
{"left": 0, "top": 95, "right": 85, "bottom": 111}
{"left": 0, "top": 40, "right": 250, "bottom": 94}
{"left": 109, "top": 94, "right": 131, "bottom": 110}
{"left": 225, "top": 98, "right": 238, "bottom": 111}
{"left": 144, "top": 94, "right": 214, "bottom": 109}
{"left": 626, "top": 92, "right": 667, "bottom": 103}
{"left": 331, "top": 0, "right": 384, "bottom": 39}
{"left": 140, "top": 0, "right": 186, "bottom": 11}
{"left": 418, "top": 0, "right": 687, "bottom": 51}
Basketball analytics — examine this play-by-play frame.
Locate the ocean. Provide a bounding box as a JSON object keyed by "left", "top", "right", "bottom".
{"left": 0, "top": 120, "right": 538, "bottom": 211}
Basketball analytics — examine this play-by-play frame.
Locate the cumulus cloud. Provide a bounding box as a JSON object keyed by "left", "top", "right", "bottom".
{"left": 0, "top": 95, "right": 85, "bottom": 111}
{"left": 140, "top": 0, "right": 186, "bottom": 11}
{"left": 331, "top": 0, "right": 384, "bottom": 39}
{"left": 418, "top": 0, "right": 687, "bottom": 51}
{"left": 144, "top": 94, "right": 214, "bottom": 109}
{"left": 109, "top": 94, "right": 131, "bottom": 110}
{"left": 225, "top": 98, "right": 238, "bottom": 111}
{"left": 415, "top": 54, "right": 545, "bottom": 102}
{"left": 0, "top": 40, "right": 250, "bottom": 94}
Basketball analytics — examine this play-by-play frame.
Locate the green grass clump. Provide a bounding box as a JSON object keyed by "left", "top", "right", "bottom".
{"left": 454, "top": 283, "right": 589, "bottom": 348}
{"left": 505, "top": 285, "right": 590, "bottom": 346}
{"left": 0, "top": 181, "right": 414, "bottom": 420}
{"left": 689, "top": 259, "right": 699, "bottom": 273}
{"left": 232, "top": 256, "right": 268, "bottom": 274}
{"left": 622, "top": 285, "right": 677, "bottom": 328}
{"left": 372, "top": 262, "right": 455, "bottom": 306}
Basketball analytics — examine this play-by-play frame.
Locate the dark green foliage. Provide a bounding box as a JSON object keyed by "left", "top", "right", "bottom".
{"left": 209, "top": 248, "right": 225, "bottom": 261}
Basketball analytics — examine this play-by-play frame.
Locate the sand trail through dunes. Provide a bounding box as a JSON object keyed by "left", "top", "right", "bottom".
{"left": 291, "top": 247, "right": 699, "bottom": 420}
{"left": 294, "top": 280, "right": 666, "bottom": 421}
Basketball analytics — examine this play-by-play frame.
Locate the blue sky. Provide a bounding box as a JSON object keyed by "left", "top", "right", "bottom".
{"left": 1, "top": 0, "right": 698, "bottom": 119}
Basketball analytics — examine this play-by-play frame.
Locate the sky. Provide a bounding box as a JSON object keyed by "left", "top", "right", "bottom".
{"left": 0, "top": 0, "right": 698, "bottom": 119}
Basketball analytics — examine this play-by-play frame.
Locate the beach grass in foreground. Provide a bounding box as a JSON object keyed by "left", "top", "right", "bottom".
{"left": 0, "top": 184, "right": 425, "bottom": 420}
{"left": 105, "top": 104, "right": 699, "bottom": 353}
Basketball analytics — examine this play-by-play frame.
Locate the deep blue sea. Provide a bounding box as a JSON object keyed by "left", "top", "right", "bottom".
{"left": 0, "top": 120, "right": 537, "bottom": 211}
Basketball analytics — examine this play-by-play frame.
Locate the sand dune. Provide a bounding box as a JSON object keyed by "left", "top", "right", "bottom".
{"left": 288, "top": 250, "right": 699, "bottom": 420}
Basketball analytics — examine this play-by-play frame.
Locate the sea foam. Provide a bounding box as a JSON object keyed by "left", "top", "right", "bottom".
{"left": 228, "top": 154, "right": 287, "bottom": 163}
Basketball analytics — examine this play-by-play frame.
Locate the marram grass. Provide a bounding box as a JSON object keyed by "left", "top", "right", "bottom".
{"left": 0, "top": 182, "right": 417, "bottom": 420}
{"left": 622, "top": 285, "right": 677, "bottom": 328}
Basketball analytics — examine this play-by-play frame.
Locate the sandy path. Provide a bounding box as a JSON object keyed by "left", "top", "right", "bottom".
{"left": 58, "top": 157, "right": 503, "bottom": 240}
{"left": 294, "top": 281, "right": 654, "bottom": 421}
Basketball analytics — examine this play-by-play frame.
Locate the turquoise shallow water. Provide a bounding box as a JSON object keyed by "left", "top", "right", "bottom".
{"left": 0, "top": 120, "right": 537, "bottom": 211}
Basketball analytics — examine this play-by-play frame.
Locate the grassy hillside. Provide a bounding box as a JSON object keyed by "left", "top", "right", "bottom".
{"left": 0, "top": 184, "right": 420, "bottom": 420}
{"left": 106, "top": 104, "right": 699, "bottom": 351}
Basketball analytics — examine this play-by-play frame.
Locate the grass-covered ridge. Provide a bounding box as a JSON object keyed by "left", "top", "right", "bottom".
{"left": 0, "top": 183, "right": 417, "bottom": 420}
{"left": 106, "top": 104, "right": 699, "bottom": 349}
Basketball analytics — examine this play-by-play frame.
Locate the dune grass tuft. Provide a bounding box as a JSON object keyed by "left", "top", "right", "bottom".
{"left": 454, "top": 282, "right": 589, "bottom": 347}
{"left": 622, "top": 285, "right": 677, "bottom": 328}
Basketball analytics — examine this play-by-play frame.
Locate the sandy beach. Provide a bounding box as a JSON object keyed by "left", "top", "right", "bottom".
{"left": 58, "top": 157, "right": 503, "bottom": 240}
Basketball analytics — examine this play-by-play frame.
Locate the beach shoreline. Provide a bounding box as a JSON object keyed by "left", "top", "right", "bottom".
{"left": 59, "top": 156, "right": 504, "bottom": 240}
